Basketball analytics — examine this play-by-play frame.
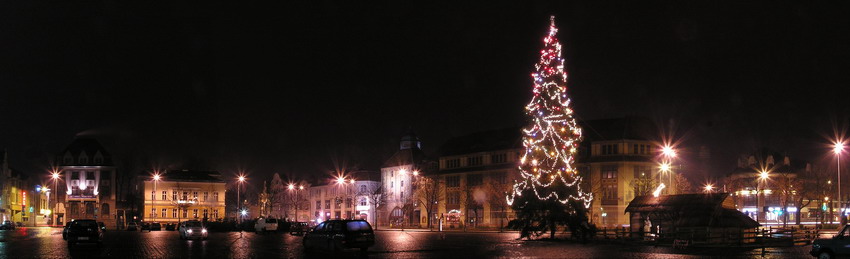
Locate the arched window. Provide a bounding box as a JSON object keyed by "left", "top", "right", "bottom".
{"left": 101, "top": 203, "right": 110, "bottom": 215}
{"left": 360, "top": 185, "right": 367, "bottom": 193}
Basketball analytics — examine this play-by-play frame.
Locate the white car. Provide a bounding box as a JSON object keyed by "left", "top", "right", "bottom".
{"left": 254, "top": 218, "right": 278, "bottom": 233}
{"left": 178, "top": 220, "right": 208, "bottom": 240}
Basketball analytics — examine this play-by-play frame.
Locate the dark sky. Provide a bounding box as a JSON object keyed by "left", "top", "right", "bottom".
{"left": 2, "top": 1, "right": 850, "bottom": 185}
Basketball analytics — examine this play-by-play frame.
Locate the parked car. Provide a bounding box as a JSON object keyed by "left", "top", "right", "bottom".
{"left": 290, "top": 222, "right": 309, "bottom": 235}
{"left": 63, "top": 219, "right": 103, "bottom": 247}
{"left": 97, "top": 222, "right": 106, "bottom": 231}
{"left": 0, "top": 220, "right": 15, "bottom": 230}
{"left": 811, "top": 224, "right": 850, "bottom": 259}
{"left": 178, "top": 220, "right": 208, "bottom": 240}
{"left": 140, "top": 222, "right": 151, "bottom": 232}
{"left": 126, "top": 222, "right": 138, "bottom": 231}
{"left": 62, "top": 222, "right": 72, "bottom": 239}
{"left": 254, "top": 218, "right": 279, "bottom": 233}
{"left": 150, "top": 222, "right": 162, "bottom": 231}
{"left": 303, "top": 220, "right": 375, "bottom": 254}
{"left": 165, "top": 223, "right": 177, "bottom": 231}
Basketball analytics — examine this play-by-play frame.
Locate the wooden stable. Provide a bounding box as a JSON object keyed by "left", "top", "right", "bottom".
{"left": 625, "top": 193, "right": 760, "bottom": 245}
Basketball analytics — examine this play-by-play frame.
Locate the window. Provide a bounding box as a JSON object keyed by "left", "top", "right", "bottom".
{"left": 94, "top": 157, "right": 103, "bottom": 164}
{"left": 173, "top": 191, "right": 178, "bottom": 201}
{"left": 182, "top": 192, "right": 188, "bottom": 200}
{"left": 182, "top": 209, "right": 188, "bottom": 218}
{"left": 360, "top": 198, "right": 367, "bottom": 206}
{"left": 360, "top": 185, "right": 366, "bottom": 193}
{"left": 151, "top": 191, "right": 156, "bottom": 201}
{"left": 391, "top": 181, "right": 394, "bottom": 188}
{"left": 193, "top": 192, "right": 198, "bottom": 199}
{"left": 468, "top": 156, "right": 483, "bottom": 166}
{"left": 447, "top": 192, "right": 460, "bottom": 205}
{"left": 602, "top": 183, "right": 617, "bottom": 205}
{"left": 345, "top": 198, "right": 352, "bottom": 208}
{"left": 162, "top": 191, "right": 167, "bottom": 200}
{"left": 634, "top": 166, "right": 651, "bottom": 179}
{"left": 401, "top": 181, "right": 404, "bottom": 188}
{"left": 151, "top": 208, "right": 156, "bottom": 218}
{"left": 213, "top": 209, "right": 219, "bottom": 219}
{"left": 213, "top": 192, "right": 219, "bottom": 201}
{"left": 316, "top": 201, "right": 321, "bottom": 210}
{"left": 400, "top": 191, "right": 404, "bottom": 200}
{"left": 172, "top": 209, "right": 177, "bottom": 218}
{"left": 494, "top": 172, "right": 508, "bottom": 184}
{"left": 468, "top": 174, "right": 483, "bottom": 186}
{"left": 447, "top": 176, "right": 461, "bottom": 187}
{"left": 80, "top": 157, "right": 88, "bottom": 164}
{"left": 325, "top": 200, "right": 330, "bottom": 209}
{"left": 446, "top": 158, "right": 460, "bottom": 168}
{"left": 162, "top": 208, "right": 167, "bottom": 218}
{"left": 102, "top": 203, "right": 109, "bottom": 215}
{"left": 203, "top": 209, "right": 208, "bottom": 219}
{"left": 87, "top": 171, "right": 94, "bottom": 179}
{"left": 602, "top": 166, "right": 618, "bottom": 179}
{"left": 601, "top": 144, "right": 619, "bottom": 155}
{"left": 491, "top": 153, "right": 507, "bottom": 164}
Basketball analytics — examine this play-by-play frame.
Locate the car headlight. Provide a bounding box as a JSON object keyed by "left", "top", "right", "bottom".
{"left": 813, "top": 244, "right": 821, "bottom": 249}
{"left": 187, "top": 229, "right": 193, "bottom": 233}
{"left": 201, "top": 229, "right": 207, "bottom": 233}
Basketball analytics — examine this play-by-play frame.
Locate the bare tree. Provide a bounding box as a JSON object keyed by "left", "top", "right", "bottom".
{"left": 364, "top": 183, "right": 385, "bottom": 229}
{"left": 269, "top": 174, "right": 284, "bottom": 219}
{"left": 414, "top": 176, "right": 442, "bottom": 230}
{"left": 630, "top": 174, "right": 658, "bottom": 197}
{"left": 463, "top": 182, "right": 485, "bottom": 231}
{"left": 674, "top": 173, "right": 693, "bottom": 194}
{"left": 484, "top": 172, "right": 513, "bottom": 231}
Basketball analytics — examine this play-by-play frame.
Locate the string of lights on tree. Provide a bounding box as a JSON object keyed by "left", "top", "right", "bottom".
{"left": 507, "top": 16, "right": 593, "bottom": 208}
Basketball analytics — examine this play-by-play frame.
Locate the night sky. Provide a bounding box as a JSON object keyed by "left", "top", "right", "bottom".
{"left": 3, "top": 1, "right": 850, "bottom": 185}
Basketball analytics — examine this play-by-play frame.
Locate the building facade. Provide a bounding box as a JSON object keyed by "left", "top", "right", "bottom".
{"left": 579, "top": 117, "right": 674, "bottom": 226}
{"left": 142, "top": 170, "right": 226, "bottom": 223}
{"left": 379, "top": 131, "right": 434, "bottom": 227}
{"left": 434, "top": 128, "right": 521, "bottom": 229}
{"left": 308, "top": 179, "right": 380, "bottom": 225}
{"left": 725, "top": 151, "right": 815, "bottom": 224}
{"left": 57, "top": 138, "right": 118, "bottom": 227}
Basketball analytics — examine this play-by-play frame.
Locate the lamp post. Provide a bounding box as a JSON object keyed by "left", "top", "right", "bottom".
{"left": 152, "top": 173, "right": 160, "bottom": 222}
{"left": 661, "top": 145, "right": 676, "bottom": 194}
{"left": 237, "top": 175, "right": 246, "bottom": 224}
{"left": 758, "top": 170, "right": 770, "bottom": 224}
{"left": 835, "top": 142, "right": 845, "bottom": 222}
{"left": 51, "top": 171, "right": 60, "bottom": 226}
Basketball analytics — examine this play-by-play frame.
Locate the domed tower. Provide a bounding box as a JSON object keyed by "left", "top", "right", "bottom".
{"left": 399, "top": 130, "right": 422, "bottom": 150}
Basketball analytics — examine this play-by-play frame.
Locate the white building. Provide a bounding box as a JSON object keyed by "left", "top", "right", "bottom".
{"left": 308, "top": 179, "right": 380, "bottom": 226}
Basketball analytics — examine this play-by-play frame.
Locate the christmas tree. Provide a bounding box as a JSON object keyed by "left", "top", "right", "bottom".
{"left": 508, "top": 16, "right": 592, "bottom": 209}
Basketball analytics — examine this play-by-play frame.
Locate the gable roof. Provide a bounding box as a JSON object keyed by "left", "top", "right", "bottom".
{"left": 159, "top": 170, "right": 225, "bottom": 183}
{"left": 437, "top": 127, "right": 522, "bottom": 157}
{"left": 382, "top": 147, "right": 430, "bottom": 168}
{"left": 626, "top": 193, "right": 759, "bottom": 228}
{"left": 59, "top": 138, "right": 113, "bottom": 166}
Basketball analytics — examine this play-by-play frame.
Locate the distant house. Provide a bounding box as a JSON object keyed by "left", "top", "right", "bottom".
{"left": 625, "top": 193, "right": 759, "bottom": 244}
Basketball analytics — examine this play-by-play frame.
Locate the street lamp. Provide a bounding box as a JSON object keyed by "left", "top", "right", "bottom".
{"left": 835, "top": 141, "right": 845, "bottom": 221}
{"left": 51, "top": 171, "right": 60, "bottom": 226}
{"left": 704, "top": 184, "right": 714, "bottom": 193}
{"left": 152, "top": 173, "right": 161, "bottom": 222}
{"left": 237, "top": 175, "right": 246, "bottom": 224}
{"left": 758, "top": 170, "right": 770, "bottom": 224}
{"left": 659, "top": 144, "right": 677, "bottom": 194}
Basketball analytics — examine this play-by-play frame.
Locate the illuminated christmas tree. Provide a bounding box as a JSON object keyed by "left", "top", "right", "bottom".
{"left": 508, "top": 16, "right": 592, "bottom": 209}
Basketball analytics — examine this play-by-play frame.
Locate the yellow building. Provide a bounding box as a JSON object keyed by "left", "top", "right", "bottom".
{"left": 143, "top": 170, "right": 226, "bottom": 223}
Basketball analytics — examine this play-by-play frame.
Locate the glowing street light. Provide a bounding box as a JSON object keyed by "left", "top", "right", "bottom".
{"left": 704, "top": 184, "right": 714, "bottom": 193}
{"left": 759, "top": 170, "right": 770, "bottom": 180}
{"left": 237, "top": 174, "right": 246, "bottom": 224}
{"left": 152, "top": 172, "right": 161, "bottom": 221}
{"left": 412, "top": 170, "right": 419, "bottom": 176}
{"left": 288, "top": 184, "right": 295, "bottom": 190}
{"left": 757, "top": 170, "right": 770, "bottom": 223}
{"left": 660, "top": 162, "right": 671, "bottom": 173}
{"left": 662, "top": 145, "right": 676, "bottom": 158}
{"left": 50, "top": 170, "right": 60, "bottom": 226}
{"left": 835, "top": 141, "right": 845, "bottom": 223}
{"left": 336, "top": 176, "right": 346, "bottom": 185}
{"left": 299, "top": 185, "right": 304, "bottom": 190}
